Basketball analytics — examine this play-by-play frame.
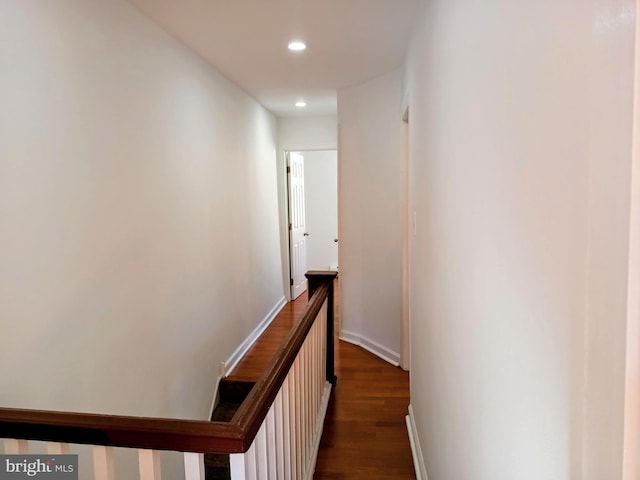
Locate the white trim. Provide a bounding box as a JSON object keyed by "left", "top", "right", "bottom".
{"left": 623, "top": 5, "right": 640, "bottom": 478}
{"left": 406, "top": 404, "right": 428, "bottom": 480}
{"left": 339, "top": 329, "right": 401, "bottom": 367}
{"left": 305, "top": 382, "right": 333, "bottom": 480}
{"left": 224, "top": 296, "right": 287, "bottom": 377}
{"left": 400, "top": 115, "right": 411, "bottom": 372}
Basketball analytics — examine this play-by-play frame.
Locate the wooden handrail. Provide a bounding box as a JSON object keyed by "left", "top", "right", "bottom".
{"left": 0, "top": 271, "right": 337, "bottom": 454}
{"left": 0, "top": 409, "right": 244, "bottom": 453}
{"left": 232, "top": 282, "right": 329, "bottom": 446}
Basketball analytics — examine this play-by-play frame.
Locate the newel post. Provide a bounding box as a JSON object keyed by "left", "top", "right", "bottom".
{"left": 305, "top": 270, "right": 339, "bottom": 385}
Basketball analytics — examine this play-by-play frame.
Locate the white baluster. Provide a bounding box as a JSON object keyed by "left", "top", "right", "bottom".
{"left": 265, "top": 406, "right": 277, "bottom": 480}
{"left": 303, "top": 337, "right": 313, "bottom": 464}
{"left": 292, "top": 358, "right": 301, "bottom": 479}
{"left": 319, "top": 311, "right": 325, "bottom": 392}
{"left": 282, "top": 376, "right": 293, "bottom": 480}
{"left": 318, "top": 314, "right": 324, "bottom": 404}
{"left": 255, "top": 422, "right": 269, "bottom": 478}
{"left": 138, "top": 449, "right": 161, "bottom": 480}
{"left": 300, "top": 344, "right": 309, "bottom": 472}
{"left": 313, "top": 323, "right": 319, "bottom": 443}
{"left": 312, "top": 321, "right": 317, "bottom": 388}
{"left": 4, "top": 439, "right": 28, "bottom": 454}
{"left": 312, "top": 320, "right": 319, "bottom": 419}
{"left": 317, "top": 309, "right": 323, "bottom": 417}
{"left": 47, "top": 442, "right": 71, "bottom": 455}
{"left": 313, "top": 316, "right": 321, "bottom": 464}
{"left": 229, "top": 453, "right": 246, "bottom": 480}
{"left": 244, "top": 442, "right": 258, "bottom": 480}
{"left": 301, "top": 337, "right": 309, "bottom": 469}
{"left": 302, "top": 342, "right": 309, "bottom": 471}
{"left": 321, "top": 302, "right": 327, "bottom": 386}
{"left": 93, "top": 446, "right": 114, "bottom": 480}
{"left": 274, "top": 389, "right": 286, "bottom": 479}
{"left": 183, "top": 452, "right": 204, "bottom": 480}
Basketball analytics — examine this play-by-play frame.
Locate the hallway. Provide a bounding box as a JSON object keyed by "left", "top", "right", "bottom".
{"left": 314, "top": 341, "right": 413, "bottom": 479}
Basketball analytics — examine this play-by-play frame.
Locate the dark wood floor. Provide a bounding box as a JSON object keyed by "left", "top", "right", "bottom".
{"left": 225, "top": 291, "right": 310, "bottom": 383}
{"left": 313, "top": 341, "right": 414, "bottom": 479}
{"left": 227, "top": 285, "right": 415, "bottom": 479}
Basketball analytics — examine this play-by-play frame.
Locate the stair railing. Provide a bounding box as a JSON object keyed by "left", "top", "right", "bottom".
{"left": 0, "top": 271, "right": 338, "bottom": 480}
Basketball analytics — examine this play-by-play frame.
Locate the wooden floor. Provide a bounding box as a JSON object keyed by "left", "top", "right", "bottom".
{"left": 227, "top": 285, "right": 415, "bottom": 479}
{"left": 225, "top": 291, "right": 310, "bottom": 383}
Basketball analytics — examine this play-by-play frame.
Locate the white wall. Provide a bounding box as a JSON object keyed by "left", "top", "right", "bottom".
{"left": 278, "top": 116, "right": 338, "bottom": 152}
{"left": 405, "top": 0, "right": 635, "bottom": 478}
{"left": 302, "top": 150, "right": 338, "bottom": 270}
{"left": 277, "top": 116, "right": 337, "bottom": 297}
{"left": 0, "top": 0, "right": 283, "bottom": 420}
{"left": 338, "top": 69, "right": 404, "bottom": 365}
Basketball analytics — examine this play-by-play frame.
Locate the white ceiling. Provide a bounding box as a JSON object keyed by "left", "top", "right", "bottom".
{"left": 127, "top": 0, "right": 418, "bottom": 117}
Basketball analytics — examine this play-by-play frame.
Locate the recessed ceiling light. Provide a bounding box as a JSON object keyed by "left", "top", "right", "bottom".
{"left": 288, "top": 41, "right": 306, "bottom": 51}
{"left": 296, "top": 101, "right": 307, "bottom": 108}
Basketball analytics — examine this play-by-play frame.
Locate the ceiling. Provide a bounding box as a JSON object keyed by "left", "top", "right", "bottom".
{"left": 127, "top": 0, "right": 418, "bottom": 117}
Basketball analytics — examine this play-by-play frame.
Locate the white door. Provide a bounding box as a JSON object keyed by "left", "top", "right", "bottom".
{"left": 303, "top": 151, "right": 338, "bottom": 270}
{"left": 288, "top": 152, "right": 307, "bottom": 299}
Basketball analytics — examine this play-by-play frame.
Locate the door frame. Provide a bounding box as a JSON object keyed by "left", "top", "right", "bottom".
{"left": 282, "top": 148, "right": 339, "bottom": 301}
{"left": 401, "top": 105, "right": 411, "bottom": 372}
{"left": 286, "top": 151, "right": 308, "bottom": 300}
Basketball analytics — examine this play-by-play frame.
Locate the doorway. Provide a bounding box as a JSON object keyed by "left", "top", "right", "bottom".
{"left": 286, "top": 150, "right": 338, "bottom": 300}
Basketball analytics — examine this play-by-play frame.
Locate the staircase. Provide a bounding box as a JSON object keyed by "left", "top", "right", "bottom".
{"left": 206, "top": 380, "right": 255, "bottom": 479}
{"left": 0, "top": 271, "right": 338, "bottom": 480}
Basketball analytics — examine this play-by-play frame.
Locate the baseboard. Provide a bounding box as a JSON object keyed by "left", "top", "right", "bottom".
{"left": 339, "top": 329, "right": 401, "bottom": 367}
{"left": 224, "top": 296, "right": 287, "bottom": 376}
{"left": 305, "top": 382, "right": 333, "bottom": 480}
{"left": 406, "top": 404, "right": 428, "bottom": 480}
